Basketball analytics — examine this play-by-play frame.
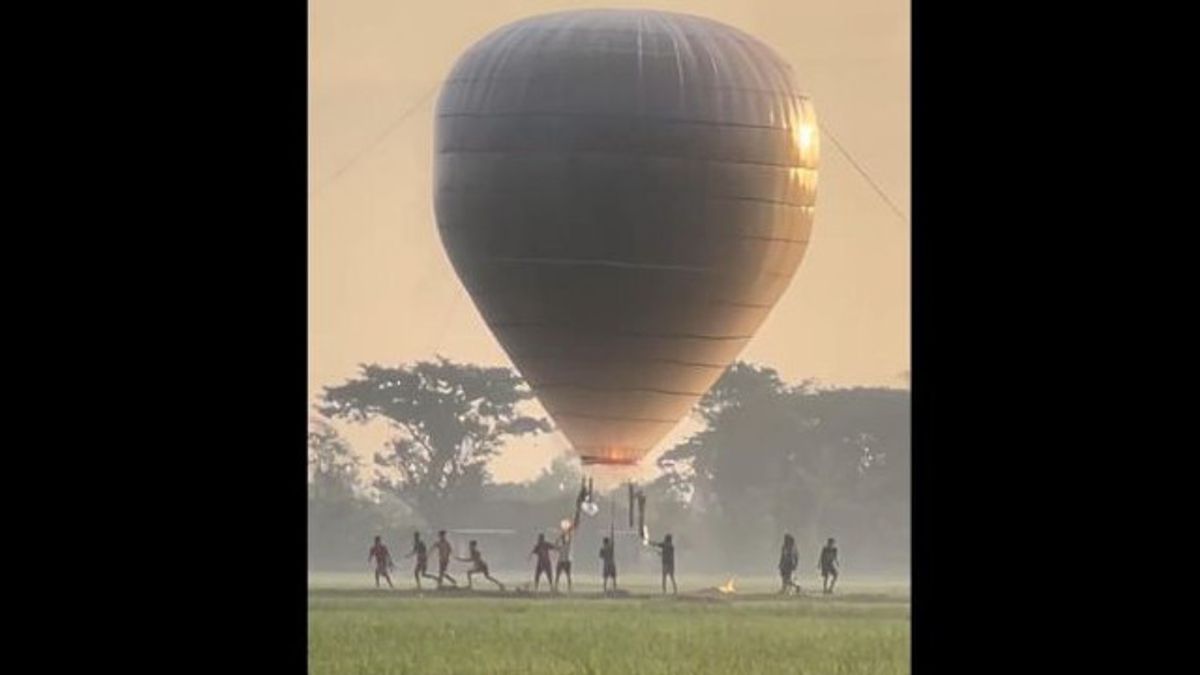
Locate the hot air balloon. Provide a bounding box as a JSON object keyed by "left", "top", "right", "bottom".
{"left": 434, "top": 9, "right": 818, "bottom": 468}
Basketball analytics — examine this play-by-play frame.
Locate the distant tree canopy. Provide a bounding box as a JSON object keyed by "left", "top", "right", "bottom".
{"left": 658, "top": 362, "right": 910, "bottom": 569}
{"left": 484, "top": 455, "right": 582, "bottom": 503}
{"left": 308, "top": 418, "right": 418, "bottom": 568}
{"left": 308, "top": 417, "right": 361, "bottom": 502}
{"left": 317, "top": 357, "right": 552, "bottom": 522}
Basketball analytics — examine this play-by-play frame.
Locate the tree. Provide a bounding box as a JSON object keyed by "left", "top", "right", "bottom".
{"left": 484, "top": 455, "right": 582, "bottom": 503}
{"left": 308, "top": 417, "right": 361, "bottom": 503}
{"left": 657, "top": 362, "right": 795, "bottom": 513}
{"left": 776, "top": 387, "right": 910, "bottom": 551}
{"left": 309, "top": 418, "right": 413, "bottom": 569}
{"left": 317, "top": 357, "right": 552, "bottom": 522}
{"left": 658, "top": 361, "right": 910, "bottom": 569}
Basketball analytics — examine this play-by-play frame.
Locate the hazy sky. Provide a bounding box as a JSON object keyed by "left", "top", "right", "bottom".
{"left": 309, "top": 0, "right": 910, "bottom": 483}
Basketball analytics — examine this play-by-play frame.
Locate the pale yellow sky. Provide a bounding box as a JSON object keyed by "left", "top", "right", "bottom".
{"left": 309, "top": 0, "right": 910, "bottom": 483}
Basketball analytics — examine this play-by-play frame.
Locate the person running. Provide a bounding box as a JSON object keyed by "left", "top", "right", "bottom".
{"left": 779, "top": 533, "right": 800, "bottom": 595}
{"left": 457, "top": 540, "right": 505, "bottom": 591}
{"left": 432, "top": 530, "right": 458, "bottom": 589}
{"left": 647, "top": 534, "right": 677, "bottom": 594}
{"left": 368, "top": 535, "right": 394, "bottom": 589}
{"left": 818, "top": 537, "right": 840, "bottom": 594}
{"left": 404, "top": 531, "right": 440, "bottom": 589}
{"left": 554, "top": 525, "right": 574, "bottom": 593}
{"left": 530, "top": 533, "right": 556, "bottom": 591}
{"left": 600, "top": 536, "right": 618, "bottom": 592}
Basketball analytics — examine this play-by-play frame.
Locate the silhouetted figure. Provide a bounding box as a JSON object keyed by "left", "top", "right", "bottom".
{"left": 600, "top": 537, "right": 617, "bottom": 592}
{"left": 636, "top": 490, "right": 647, "bottom": 540}
{"left": 368, "top": 535, "right": 394, "bottom": 589}
{"left": 648, "top": 534, "right": 677, "bottom": 594}
{"left": 819, "top": 538, "right": 839, "bottom": 594}
{"left": 530, "top": 533, "right": 555, "bottom": 591}
{"left": 779, "top": 533, "right": 800, "bottom": 595}
{"left": 405, "top": 531, "right": 440, "bottom": 589}
{"left": 432, "top": 530, "right": 458, "bottom": 589}
{"left": 457, "top": 540, "right": 505, "bottom": 591}
{"left": 573, "top": 478, "right": 588, "bottom": 528}
{"left": 554, "top": 527, "right": 574, "bottom": 593}
{"left": 628, "top": 483, "right": 636, "bottom": 527}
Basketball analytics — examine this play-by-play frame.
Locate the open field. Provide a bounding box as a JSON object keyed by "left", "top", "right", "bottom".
{"left": 309, "top": 572, "right": 910, "bottom": 674}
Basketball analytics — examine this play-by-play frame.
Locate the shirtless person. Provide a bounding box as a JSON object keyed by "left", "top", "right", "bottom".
{"left": 405, "top": 531, "right": 440, "bottom": 589}
{"left": 367, "top": 535, "right": 394, "bottom": 589}
{"left": 431, "top": 530, "right": 458, "bottom": 589}
{"left": 554, "top": 525, "right": 574, "bottom": 593}
{"left": 457, "top": 540, "right": 505, "bottom": 591}
{"left": 530, "top": 533, "right": 556, "bottom": 591}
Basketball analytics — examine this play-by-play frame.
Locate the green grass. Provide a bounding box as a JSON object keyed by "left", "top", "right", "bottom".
{"left": 309, "top": 573, "right": 909, "bottom": 674}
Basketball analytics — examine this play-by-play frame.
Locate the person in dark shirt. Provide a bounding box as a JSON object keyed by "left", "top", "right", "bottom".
{"left": 368, "top": 535, "right": 394, "bottom": 589}
{"left": 457, "top": 540, "right": 505, "bottom": 591}
{"left": 779, "top": 533, "right": 800, "bottom": 595}
{"left": 600, "top": 537, "right": 617, "bottom": 592}
{"left": 432, "top": 530, "right": 458, "bottom": 589}
{"left": 818, "top": 537, "right": 840, "bottom": 594}
{"left": 648, "top": 534, "right": 677, "bottom": 594}
{"left": 530, "top": 533, "right": 556, "bottom": 591}
{"left": 405, "top": 531, "right": 439, "bottom": 589}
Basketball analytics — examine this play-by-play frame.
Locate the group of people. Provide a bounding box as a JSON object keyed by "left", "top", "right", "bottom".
{"left": 369, "top": 530, "right": 838, "bottom": 595}
{"left": 779, "top": 535, "right": 840, "bottom": 594}
{"left": 369, "top": 530, "right": 505, "bottom": 591}
{"left": 369, "top": 528, "right": 674, "bottom": 594}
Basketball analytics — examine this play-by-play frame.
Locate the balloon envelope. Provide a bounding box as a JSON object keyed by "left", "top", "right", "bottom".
{"left": 434, "top": 9, "right": 818, "bottom": 467}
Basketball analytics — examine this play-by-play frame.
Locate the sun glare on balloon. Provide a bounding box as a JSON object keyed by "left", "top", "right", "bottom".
{"left": 798, "top": 125, "right": 813, "bottom": 151}
{"left": 795, "top": 123, "right": 816, "bottom": 161}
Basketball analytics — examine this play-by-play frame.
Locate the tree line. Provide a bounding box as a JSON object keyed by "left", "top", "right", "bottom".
{"left": 309, "top": 358, "right": 909, "bottom": 576}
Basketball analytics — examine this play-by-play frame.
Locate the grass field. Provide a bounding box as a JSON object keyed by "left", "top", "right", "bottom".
{"left": 309, "top": 572, "right": 910, "bottom": 674}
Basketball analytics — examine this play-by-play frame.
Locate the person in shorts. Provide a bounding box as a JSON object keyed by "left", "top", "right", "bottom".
{"left": 367, "top": 535, "right": 394, "bottom": 589}
{"left": 818, "top": 537, "right": 839, "bottom": 594}
{"left": 778, "top": 533, "right": 800, "bottom": 595}
{"left": 554, "top": 526, "right": 574, "bottom": 593}
{"left": 530, "top": 533, "right": 555, "bottom": 591}
{"left": 600, "top": 536, "right": 617, "bottom": 592}
{"left": 647, "top": 533, "right": 677, "bottom": 594}
{"left": 405, "top": 531, "right": 439, "bottom": 589}
{"left": 457, "top": 540, "right": 505, "bottom": 591}
{"left": 432, "top": 530, "right": 458, "bottom": 589}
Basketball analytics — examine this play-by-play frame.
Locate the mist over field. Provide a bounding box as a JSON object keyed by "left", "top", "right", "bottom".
{"left": 310, "top": 360, "right": 909, "bottom": 581}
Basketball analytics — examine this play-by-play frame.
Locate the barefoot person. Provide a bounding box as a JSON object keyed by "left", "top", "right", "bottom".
{"left": 530, "top": 533, "right": 555, "bottom": 591}
{"left": 600, "top": 536, "right": 618, "bottom": 592}
{"left": 432, "top": 530, "right": 458, "bottom": 589}
{"left": 405, "top": 531, "right": 440, "bottom": 590}
{"left": 779, "top": 533, "right": 800, "bottom": 595}
{"left": 554, "top": 524, "right": 574, "bottom": 593}
{"left": 647, "top": 534, "right": 677, "bottom": 594}
{"left": 368, "top": 535, "right": 394, "bottom": 589}
{"left": 818, "top": 537, "right": 840, "bottom": 594}
{"left": 457, "top": 540, "right": 505, "bottom": 591}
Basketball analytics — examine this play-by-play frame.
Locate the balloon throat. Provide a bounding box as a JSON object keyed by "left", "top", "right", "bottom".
{"left": 579, "top": 456, "right": 639, "bottom": 466}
